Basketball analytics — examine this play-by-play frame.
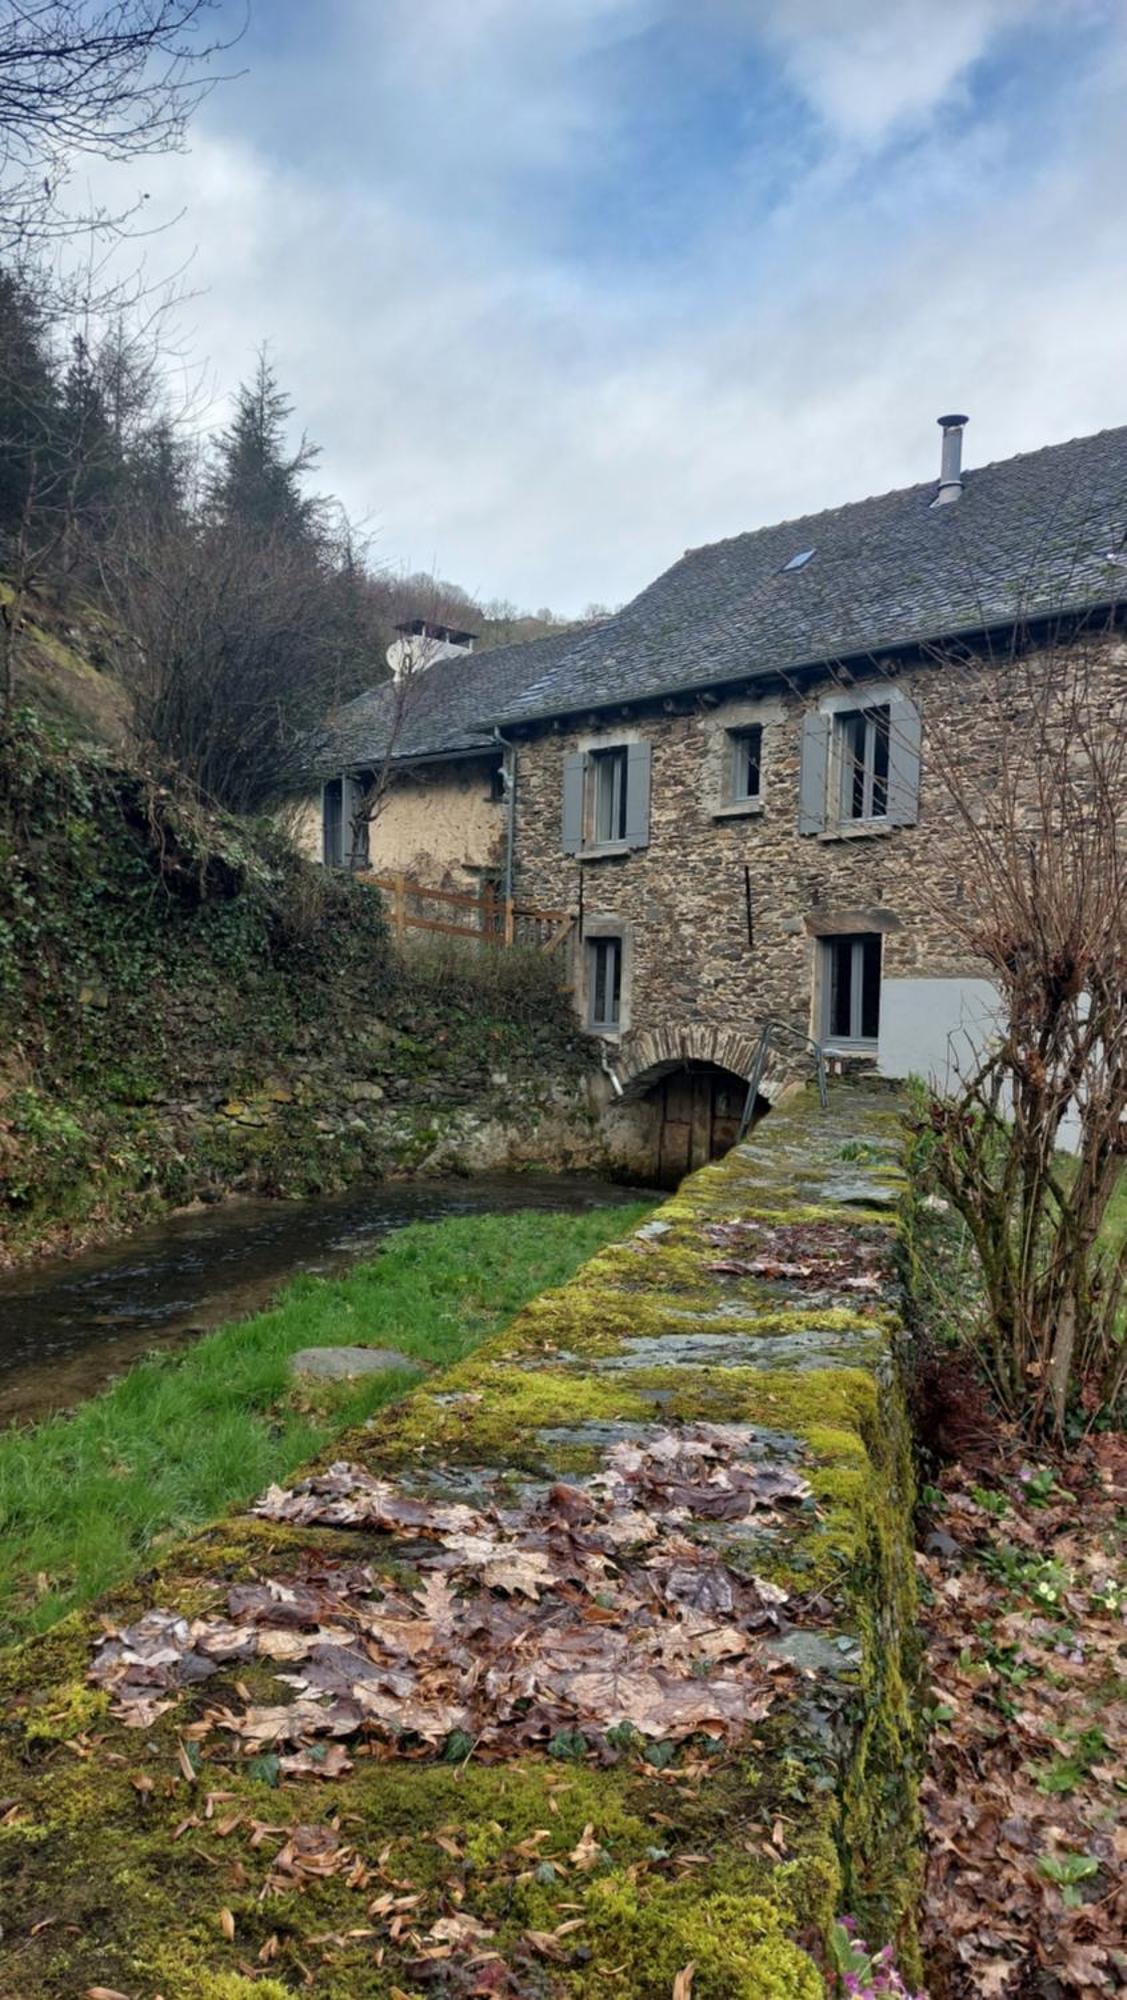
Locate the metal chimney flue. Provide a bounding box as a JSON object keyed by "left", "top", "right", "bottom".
{"left": 932, "top": 414, "right": 969, "bottom": 506}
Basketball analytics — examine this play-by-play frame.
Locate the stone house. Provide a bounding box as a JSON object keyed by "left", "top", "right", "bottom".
{"left": 303, "top": 418, "right": 1127, "bottom": 1177}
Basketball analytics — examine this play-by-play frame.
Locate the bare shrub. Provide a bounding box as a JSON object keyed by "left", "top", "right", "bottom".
{"left": 101, "top": 512, "right": 385, "bottom": 814}
{"left": 909, "top": 617, "right": 1127, "bottom": 1435}
{"left": 398, "top": 933, "right": 572, "bottom": 1032}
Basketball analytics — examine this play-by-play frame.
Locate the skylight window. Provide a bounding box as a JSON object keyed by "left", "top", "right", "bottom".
{"left": 782, "top": 548, "right": 815, "bottom": 572}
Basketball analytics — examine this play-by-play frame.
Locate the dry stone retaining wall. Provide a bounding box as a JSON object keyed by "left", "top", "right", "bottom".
{"left": 0, "top": 1086, "right": 921, "bottom": 1999}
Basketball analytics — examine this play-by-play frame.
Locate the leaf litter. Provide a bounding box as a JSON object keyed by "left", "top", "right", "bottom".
{"left": 90, "top": 1425, "right": 814, "bottom": 1765}
{"left": 703, "top": 1217, "right": 891, "bottom": 1291}
{"left": 918, "top": 1431, "right": 1127, "bottom": 1997}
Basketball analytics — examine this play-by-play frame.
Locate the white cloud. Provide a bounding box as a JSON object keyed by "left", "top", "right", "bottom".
{"left": 748, "top": 0, "right": 1046, "bottom": 145}
{"left": 65, "top": 2, "right": 1127, "bottom": 614}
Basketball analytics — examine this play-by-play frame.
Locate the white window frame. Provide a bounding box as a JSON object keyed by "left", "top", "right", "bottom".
{"left": 587, "top": 933, "right": 624, "bottom": 1032}
{"left": 727, "top": 724, "right": 763, "bottom": 807}
{"left": 836, "top": 703, "right": 891, "bottom": 825}
{"left": 705, "top": 696, "right": 781, "bottom": 820}
{"left": 590, "top": 745, "right": 629, "bottom": 847}
{"left": 820, "top": 932, "right": 882, "bottom": 1049}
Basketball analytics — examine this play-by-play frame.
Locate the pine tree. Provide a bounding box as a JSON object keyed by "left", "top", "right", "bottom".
{"left": 208, "top": 350, "right": 321, "bottom": 541}
{"left": 0, "top": 266, "right": 59, "bottom": 538}
{"left": 54, "top": 333, "right": 122, "bottom": 552}
{"left": 121, "top": 417, "right": 189, "bottom": 534}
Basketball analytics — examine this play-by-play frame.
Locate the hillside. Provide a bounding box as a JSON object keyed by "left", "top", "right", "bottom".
{"left": 0, "top": 708, "right": 599, "bottom": 1268}
{"left": 1, "top": 580, "right": 132, "bottom": 750}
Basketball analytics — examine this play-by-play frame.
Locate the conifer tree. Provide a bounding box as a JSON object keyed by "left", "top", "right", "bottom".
{"left": 0, "top": 267, "right": 58, "bottom": 536}
{"left": 208, "top": 350, "right": 320, "bottom": 541}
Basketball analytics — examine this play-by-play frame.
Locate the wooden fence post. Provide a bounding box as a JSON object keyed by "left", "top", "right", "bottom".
{"left": 503, "top": 896, "right": 515, "bottom": 947}
{"left": 393, "top": 872, "right": 406, "bottom": 942}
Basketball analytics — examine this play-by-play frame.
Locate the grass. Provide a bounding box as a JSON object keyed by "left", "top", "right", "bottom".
{"left": 0, "top": 1201, "right": 651, "bottom": 1642}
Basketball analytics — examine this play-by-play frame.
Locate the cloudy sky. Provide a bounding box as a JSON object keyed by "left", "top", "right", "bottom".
{"left": 83, "top": 0, "right": 1127, "bottom": 613}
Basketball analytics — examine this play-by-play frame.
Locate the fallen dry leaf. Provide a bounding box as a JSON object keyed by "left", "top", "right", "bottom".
{"left": 672, "top": 1965, "right": 696, "bottom": 2000}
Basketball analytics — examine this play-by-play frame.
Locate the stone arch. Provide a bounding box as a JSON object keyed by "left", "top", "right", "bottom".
{"left": 612, "top": 1022, "right": 786, "bottom": 1106}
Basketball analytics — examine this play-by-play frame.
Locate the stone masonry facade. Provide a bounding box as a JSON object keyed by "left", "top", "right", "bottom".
{"left": 508, "top": 640, "right": 1127, "bottom": 1089}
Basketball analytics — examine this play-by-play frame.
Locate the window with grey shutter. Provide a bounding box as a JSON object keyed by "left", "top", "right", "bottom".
{"left": 886, "top": 696, "right": 922, "bottom": 826}
{"left": 623, "top": 740, "right": 652, "bottom": 847}
{"left": 561, "top": 751, "right": 585, "bottom": 853}
{"left": 798, "top": 713, "right": 830, "bottom": 835}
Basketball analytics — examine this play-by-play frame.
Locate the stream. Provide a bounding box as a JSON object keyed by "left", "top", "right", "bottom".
{"left": 0, "top": 1174, "right": 648, "bottom": 1426}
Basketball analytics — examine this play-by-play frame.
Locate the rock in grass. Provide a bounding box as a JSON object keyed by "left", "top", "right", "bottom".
{"left": 289, "top": 1346, "right": 423, "bottom": 1382}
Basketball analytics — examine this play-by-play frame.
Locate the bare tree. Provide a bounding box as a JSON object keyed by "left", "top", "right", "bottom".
{"left": 102, "top": 508, "right": 386, "bottom": 814}
{"left": 338, "top": 603, "right": 473, "bottom": 871}
{"left": 0, "top": 264, "right": 192, "bottom": 712}
{"left": 0, "top": 0, "right": 235, "bottom": 254}
{"left": 909, "top": 615, "right": 1127, "bottom": 1436}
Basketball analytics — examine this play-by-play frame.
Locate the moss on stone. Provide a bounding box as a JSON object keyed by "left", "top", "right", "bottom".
{"left": 0, "top": 1087, "right": 923, "bottom": 1996}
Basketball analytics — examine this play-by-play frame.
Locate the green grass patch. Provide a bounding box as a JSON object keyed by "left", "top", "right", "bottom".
{"left": 0, "top": 1202, "right": 651, "bottom": 1642}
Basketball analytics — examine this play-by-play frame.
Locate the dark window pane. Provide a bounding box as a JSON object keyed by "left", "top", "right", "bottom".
{"left": 590, "top": 937, "right": 622, "bottom": 1028}
{"left": 594, "top": 748, "right": 628, "bottom": 843}
{"left": 731, "top": 726, "right": 761, "bottom": 800}
{"left": 871, "top": 708, "right": 890, "bottom": 818}
{"left": 828, "top": 937, "right": 852, "bottom": 1038}
{"left": 323, "top": 778, "right": 343, "bottom": 866}
{"left": 847, "top": 713, "right": 867, "bottom": 819}
{"left": 823, "top": 932, "right": 882, "bottom": 1042}
{"left": 860, "top": 934, "right": 882, "bottom": 1039}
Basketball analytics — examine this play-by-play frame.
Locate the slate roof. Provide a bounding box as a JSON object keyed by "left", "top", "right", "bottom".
{"left": 489, "top": 425, "right": 1127, "bottom": 728}
{"left": 320, "top": 626, "right": 592, "bottom": 772}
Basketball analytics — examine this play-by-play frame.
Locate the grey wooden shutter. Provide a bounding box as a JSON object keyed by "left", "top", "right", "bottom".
{"left": 322, "top": 778, "right": 343, "bottom": 866}
{"left": 623, "top": 741, "right": 652, "bottom": 847}
{"left": 886, "top": 696, "right": 922, "bottom": 826}
{"left": 798, "top": 712, "right": 831, "bottom": 835}
{"left": 561, "top": 751, "right": 585, "bottom": 853}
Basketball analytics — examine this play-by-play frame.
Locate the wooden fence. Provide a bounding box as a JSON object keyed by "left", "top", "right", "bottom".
{"left": 356, "top": 873, "right": 576, "bottom": 955}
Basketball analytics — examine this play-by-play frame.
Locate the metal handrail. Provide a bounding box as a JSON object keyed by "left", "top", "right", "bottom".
{"left": 738, "top": 1019, "right": 828, "bottom": 1140}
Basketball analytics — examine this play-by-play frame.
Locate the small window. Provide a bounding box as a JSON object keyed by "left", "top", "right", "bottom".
{"left": 782, "top": 548, "right": 815, "bottom": 571}
{"left": 727, "top": 724, "right": 763, "bottom": 805}
{"left": 837, "top": 705, "right": 891, "bottom": 822}
{"left": 822, "top": 933, "right": 881, "bottom": 1046}
{"left": 488, "top": 766, "right": 507, "bottom": 803}
{"left": 588, "top": 935, "right": 623, "bottom": 1031}
{"left": 591, "top": 746, "right": 628, "bottom": 845}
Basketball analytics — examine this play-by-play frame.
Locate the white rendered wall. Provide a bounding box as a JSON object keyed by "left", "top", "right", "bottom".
{"left": 878, "top": 977, "right": 1080, "bottom": 1151}
{"left": 877, "top": 976, "right": 1003, "bottom": 1090}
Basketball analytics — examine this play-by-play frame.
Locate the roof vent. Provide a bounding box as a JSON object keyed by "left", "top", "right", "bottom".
{"left": 931, "top": 414, "right": 969, "bottom": 507}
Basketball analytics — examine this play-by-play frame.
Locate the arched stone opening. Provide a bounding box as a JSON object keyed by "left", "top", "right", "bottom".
{"left": 615, "top": 1056, "right": 769, "bottom": 1188}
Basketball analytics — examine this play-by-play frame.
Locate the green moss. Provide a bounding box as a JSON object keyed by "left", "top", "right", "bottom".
{"left": 0, "top": 1088, "right": 924, "bottom": 1995}
{"left": 578, "top": 1874, "right": 824, "bottom": 1998}
{"left": 376, "top": 1361, "right": 651, "bottom": 1465}
{"left": 166, "top": 1981, "right": 294, "bottom": 2000}
{"left": 21, "top": 1677, "right": 109, "bottom": 1744}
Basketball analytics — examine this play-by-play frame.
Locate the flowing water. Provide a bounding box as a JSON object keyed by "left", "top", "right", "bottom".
{"left": 0, "top": 1175, "right": 648, "bottom": 1426}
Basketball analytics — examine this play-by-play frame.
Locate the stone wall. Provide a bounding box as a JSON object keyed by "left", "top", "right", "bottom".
{"left": 510, "top": 641, "right": 1127, "bottom": 1087}
{"left": 0, "top": 1085, "right": 922, "bottom": 1999}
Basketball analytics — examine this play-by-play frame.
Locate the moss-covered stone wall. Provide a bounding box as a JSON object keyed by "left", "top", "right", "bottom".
{"left": 0, "top": 711, "right": 605, "bottom": 1267}
{"left": 0, "top": 1086, "right": 921, "bottom": 1998}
